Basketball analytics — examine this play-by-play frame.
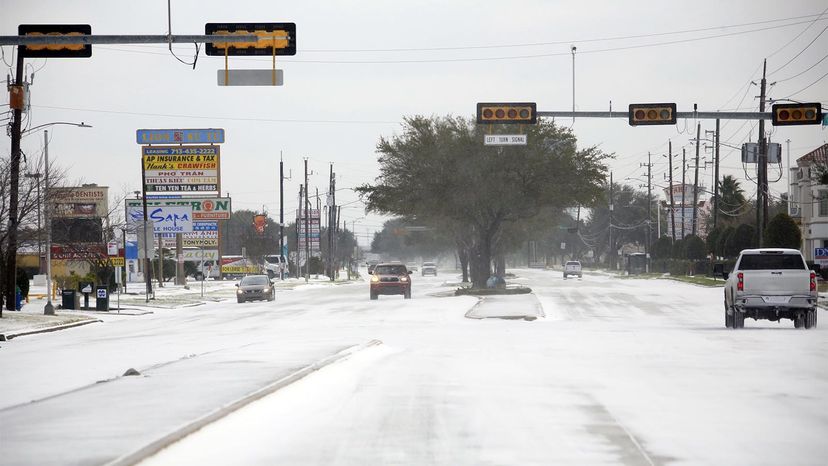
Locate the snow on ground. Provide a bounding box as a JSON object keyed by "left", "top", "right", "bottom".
{"left": 136, "top": 269, "right": 826, "bottom": 466}
{"left": 2, "top": 269, "right": 826, "bottom": 465}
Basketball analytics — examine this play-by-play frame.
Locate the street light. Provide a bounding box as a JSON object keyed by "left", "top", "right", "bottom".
{"left": 348, "top": 217, "right": 365, "bottom": 280}
{"left": 27, "top": 122, "right": 93, "bottom": 315}
{"left": 23, "top": 172, "right": 42, "bottom": 270}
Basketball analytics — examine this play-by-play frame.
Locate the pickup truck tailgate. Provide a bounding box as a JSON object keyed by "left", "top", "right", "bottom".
{"left": 741, "top": 270, "right": 811, "bottom": 295}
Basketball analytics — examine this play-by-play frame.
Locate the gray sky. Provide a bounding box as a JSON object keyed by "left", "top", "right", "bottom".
{"left": 3, "top": 0, "right": 827, "bottom": 245}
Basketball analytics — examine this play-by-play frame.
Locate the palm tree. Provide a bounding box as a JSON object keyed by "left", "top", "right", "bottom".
{"left": 718, "top": 175, "right": 747, "bottom": 221}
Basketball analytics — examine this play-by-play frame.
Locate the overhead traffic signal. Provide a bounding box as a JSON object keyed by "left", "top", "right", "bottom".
{"left": 18, "top": 24, "right": 92, "bottom": 58}
{"left": 628, "top": 103, "right": 677, "bottom": 126}
{"left": 771, "top": 103, "right": 822, "bottom": 126}
{"left": 477, "top": 102, "right": 537, "bottom": 125}
{"left": 205, "top": 23, "right": 296, "bottom": 56}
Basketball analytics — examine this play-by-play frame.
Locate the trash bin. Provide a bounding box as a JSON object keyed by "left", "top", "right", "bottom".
{"left": 61, "top": 289, "right": 79, "bottom": 310}
{"left": 95, "top": 286, "right": 109, "bottom": 312}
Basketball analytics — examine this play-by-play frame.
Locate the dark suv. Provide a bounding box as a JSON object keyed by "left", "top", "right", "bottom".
{"left": 369, "top": 263, "right": 412, "bottom": 300}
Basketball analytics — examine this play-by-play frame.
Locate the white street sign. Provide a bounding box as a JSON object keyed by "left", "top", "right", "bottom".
{"left": 217, "top": 69, "right": 284, "bottom": 86}
{"left": 484, "top": 134, "right": 527, "bottom": 146}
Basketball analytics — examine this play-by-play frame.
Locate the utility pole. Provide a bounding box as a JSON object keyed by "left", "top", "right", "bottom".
{"left": 714, "top": 119, "right": 721, "bottom": 229}
{"left": 642, "top": 153, "right": 652, "bottom": 272}
{"left": 609, "top": 172, "right": 614, "bottom": 269}
{"left": 3, "top": 47, "right": 24, "bottom": 314}
{"left": 681, "top": 147, "right": 686, "bottom": 239}
{"left": 43, "top": 130, "right": 54, "bottom": 315}
{"left": 757, "top": 59, "right": 768, "bottom": 246}
{"left": 328, "top": 164, "right": 335, "bottom": 281}
{"left": 786, "top": 138, "right": 792, "bottom": 216}
{"left": 668, "top": 141, "right": 676, "bottom": 243}
{"left": 297, "top": 184, "right": 302, "bottom": 279}
{"left": 279, "top": 153, "right": 285, "bottom": 280}
{"left": 692, "top": 123, "right": 701, "bottom": 237}
{"left": 304, "top": 158, "right": 310, "bottom": 283}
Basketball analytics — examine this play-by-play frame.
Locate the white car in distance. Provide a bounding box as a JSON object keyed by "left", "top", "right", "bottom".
{"left": 564, "top": 261, "right": 582, "bottom": 279}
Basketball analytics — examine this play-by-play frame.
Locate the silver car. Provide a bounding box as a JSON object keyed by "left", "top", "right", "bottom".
{"left": 236, "top": 275, "right": 275, "bottom": 303}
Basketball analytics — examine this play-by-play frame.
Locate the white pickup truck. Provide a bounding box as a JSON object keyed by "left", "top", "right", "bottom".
{"left": 723, "top": 248, "right": 818, "bottom": 329}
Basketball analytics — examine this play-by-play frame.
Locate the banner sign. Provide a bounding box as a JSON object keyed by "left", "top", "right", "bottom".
{"left": 182, "top": 249, "right": 219, "bottom": 261}
{"left": 815, "top": 248, "right": 828, "bottom": 268}
{"left": 136, "top": 128, "right": 224, "bottom": 145}
{"left": 126, "top": 198, "right": 231, "bottom": 221}
{"left": 146, "top": 206, "right": 194, "bottom": 233}
{"left": 142, "top": 146, "right": 220, "bottom": 192}
{"left": 50, "top": 244, "right": 107, "bottom": 261}
{"left": 50, "top": 186, "right": 109, "bottom": 218}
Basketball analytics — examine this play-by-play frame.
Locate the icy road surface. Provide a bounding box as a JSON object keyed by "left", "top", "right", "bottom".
{"left": 142, "top": 270, "right": 826, "bottom": 466}
{"left": 2, "top": 269, "right": 826, "bottom": 466}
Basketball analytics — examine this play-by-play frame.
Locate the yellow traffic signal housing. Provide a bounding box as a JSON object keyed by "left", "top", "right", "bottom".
{"left": 628, "top": 103, "right": 677, "bottom": 126}
{"left": 18, "top": 24, "right": 92, "bottom": 58}
{"left": 477, "top": 102, "right": 537, "bottom": 125}
{"left": 205, "top": 23, "right": 296, "bottom": 56}
{"left": 772, "top": 103, "right": 822, "bottom": 126}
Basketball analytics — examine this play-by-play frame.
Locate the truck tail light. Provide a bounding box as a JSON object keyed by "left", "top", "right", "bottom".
{"left": 810, "top": 272, "right": 816, "bottom": 292}
{"left": 737, "top": 272, "right": 744, "bottom": 291}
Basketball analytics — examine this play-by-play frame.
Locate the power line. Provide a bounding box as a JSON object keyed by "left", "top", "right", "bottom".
{"left": 783, "top": 68, "right": 828, "bottom": 98}
{"left": 766, "top": 6, "right": 828, "bottom": 60}
{"left": 774, "top": 53, "right": 828, "bottom": 83}
{"left": 93, "top": 17, "right": 828, "bottom": 65}
{"left": 767, "top": 23, "right": 828, "bottom": 76}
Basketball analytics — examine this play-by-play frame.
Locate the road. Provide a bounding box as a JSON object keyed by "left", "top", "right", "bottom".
{"left": 2, "top": 269, "right": 826, "bottom": 466}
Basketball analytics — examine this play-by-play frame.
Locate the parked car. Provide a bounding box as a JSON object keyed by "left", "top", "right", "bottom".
{"left": 722, "top": 248, "right": 818, "bottom": 329}
{"left": 563, "top": 260, "right": 582, "bottom": 279}
{"left": 369, "top": 263, "right": 412, "bottom": 300}
{"left": 421, "top": 262, "right": 438, "bottom": 276}
{"left": 236, "top": 275, "right": 275, "bottom": 303}
{"left": 264, "top": 254, "right": 288, "bottom": 279}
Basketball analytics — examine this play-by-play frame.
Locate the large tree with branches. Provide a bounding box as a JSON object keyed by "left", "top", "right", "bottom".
{"left": 357, "top": 115, "right": 608, "bottom": 288}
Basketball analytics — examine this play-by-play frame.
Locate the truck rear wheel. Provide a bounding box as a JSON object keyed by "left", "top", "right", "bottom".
{"left": 724, "top": 302, "right": 733, "bottom": 329}
{"left": 733, "top": 310, "right": 744, "bottom": 329}
{"left": 794, "top": 313, "right": 805, "bottom": 328}
{"left": 804, "top": 310, "right": 816, "bottom": 329}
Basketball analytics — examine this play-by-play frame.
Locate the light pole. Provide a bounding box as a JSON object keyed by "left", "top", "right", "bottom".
{"left": 24, "top": 122, "right": 93, "bottom": 315}
{"left": 23, "top": 172, "right": 42, "bottom": 271}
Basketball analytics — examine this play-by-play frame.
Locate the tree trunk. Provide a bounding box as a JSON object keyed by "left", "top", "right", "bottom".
{"left": 470, "top": 242, "right": 492, "bottom": 289}
{"left": 457, "top": 247, "right": 469, "bottom": 283}
{"left": 494, "top": 253, "right": 506, "bottom": 277}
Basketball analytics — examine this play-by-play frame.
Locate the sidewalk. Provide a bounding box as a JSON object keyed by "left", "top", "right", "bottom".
{"left": 0, "top": 305, "right": 100, "bottom": 341}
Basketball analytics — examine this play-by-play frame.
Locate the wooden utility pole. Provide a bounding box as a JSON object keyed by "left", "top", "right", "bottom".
{"left": 3, "top": 47, "right": 24, "bottom": 314}
{"left": 682, "top": 147, "right": 686, "bottom": 239}
{"left": 757, "top": 59, "right": 768, "bottom": 245}
{"left": 609, "top": 172, "right": 614, "bottom": 269}
{"left": 692, "top": 123, "right": 701, "bottom": 236}
{"left": 714, "top": 119, "right": 721, "bottom": 229}
{"left": 668, "top": 141, "right": 676, "bottom": 243}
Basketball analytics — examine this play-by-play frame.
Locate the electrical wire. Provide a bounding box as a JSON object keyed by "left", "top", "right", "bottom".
{"left": 774, "top": 53, "right": 828, "bottom": 83}
{"left": 783, "top": 69, "right": 828, "bottom": 98}
{"left": 768, "top": 22, "right": 828, "bottom": 76}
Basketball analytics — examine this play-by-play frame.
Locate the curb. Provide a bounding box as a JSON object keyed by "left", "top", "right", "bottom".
{"left": 0, "top": 318, "right": 102, "bottom": 341}
{"left": 104, "top": 339, "right": 383, "bottom": 466}
{"left": 464, "top": 297, "right": 486, "bottom": 319}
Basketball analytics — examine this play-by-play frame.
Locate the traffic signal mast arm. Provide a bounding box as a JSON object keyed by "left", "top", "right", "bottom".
{"left": 0, "top": 34, "right": 260, "bottom": 46}
{"left": 536, "top": 110, "right": 772, "bottom": 120}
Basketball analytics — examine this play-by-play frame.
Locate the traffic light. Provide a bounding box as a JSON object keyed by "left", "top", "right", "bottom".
{"left": 476, "top": 102, "right": 537, "bottom": 125}
{"left": 18, "top": 24, "right": 92, "bottom": 58}
{"left": 205, "top": 23, "right": 296, "bottom": 56}
{"left": 628, "top": 103, "right": 677, "bottom": 126}
{"left": 772, "top": 103, "right": 822, "bottom": 126}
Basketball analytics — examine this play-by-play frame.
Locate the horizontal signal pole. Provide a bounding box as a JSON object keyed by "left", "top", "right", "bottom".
{"left": 537, "top": 110, "right": 772, "bottom": 120}
{"left": 0, "top": 34, "right": 259, "bottom": 46}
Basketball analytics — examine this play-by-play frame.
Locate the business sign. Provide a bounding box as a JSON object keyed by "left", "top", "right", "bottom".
{"left": 136, "top": 128, "right": 225, "bottom": 145}
{"left": 815, "top": 248, "right": 828, "bottom": 268}
{"left": 220, "top": 257, "right": 260, "bottom": 275}
{"left": 296, "top": 209, "right": 321, "bottom": 251}
{"left": 50, "top": 244, "right": 107, "bottom": 261}
{"left": 484, "top": 134, "right": 527, "bottom": 146}
{"left": 142, "top": 146, "right": 220, "bottom": 192}
{"left": 50, "top": 186, "right": 109, "bottom": 218}
{"left": 147, "top": 206, "right": 194, "bottom": 233}
{"left": 662, "top": 184, "right": 700, "bottom": 206}
{"left": 182, "top": 249, "right": 219, "bottom": 261}
{"left": 108, "top": 257, "right": 125, "bottom": 267}
{"left": 126, "top": 197, "right": 231, "bottom": 221}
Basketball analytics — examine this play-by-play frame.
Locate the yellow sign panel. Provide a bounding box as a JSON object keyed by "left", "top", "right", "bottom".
{"left": 109, "top": 257, "right": 125, "bottom": 267}
{"left": 221, "top": 265, "right": 261, "bottom": 274}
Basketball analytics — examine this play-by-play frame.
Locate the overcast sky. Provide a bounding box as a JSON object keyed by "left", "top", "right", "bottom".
{"left": 3, "top": 0, "right": 827, "bottom": 245}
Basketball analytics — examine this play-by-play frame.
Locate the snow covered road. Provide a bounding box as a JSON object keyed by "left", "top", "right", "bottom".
{"left": 2, "top": 269, "right": 827, "bottom": 465}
